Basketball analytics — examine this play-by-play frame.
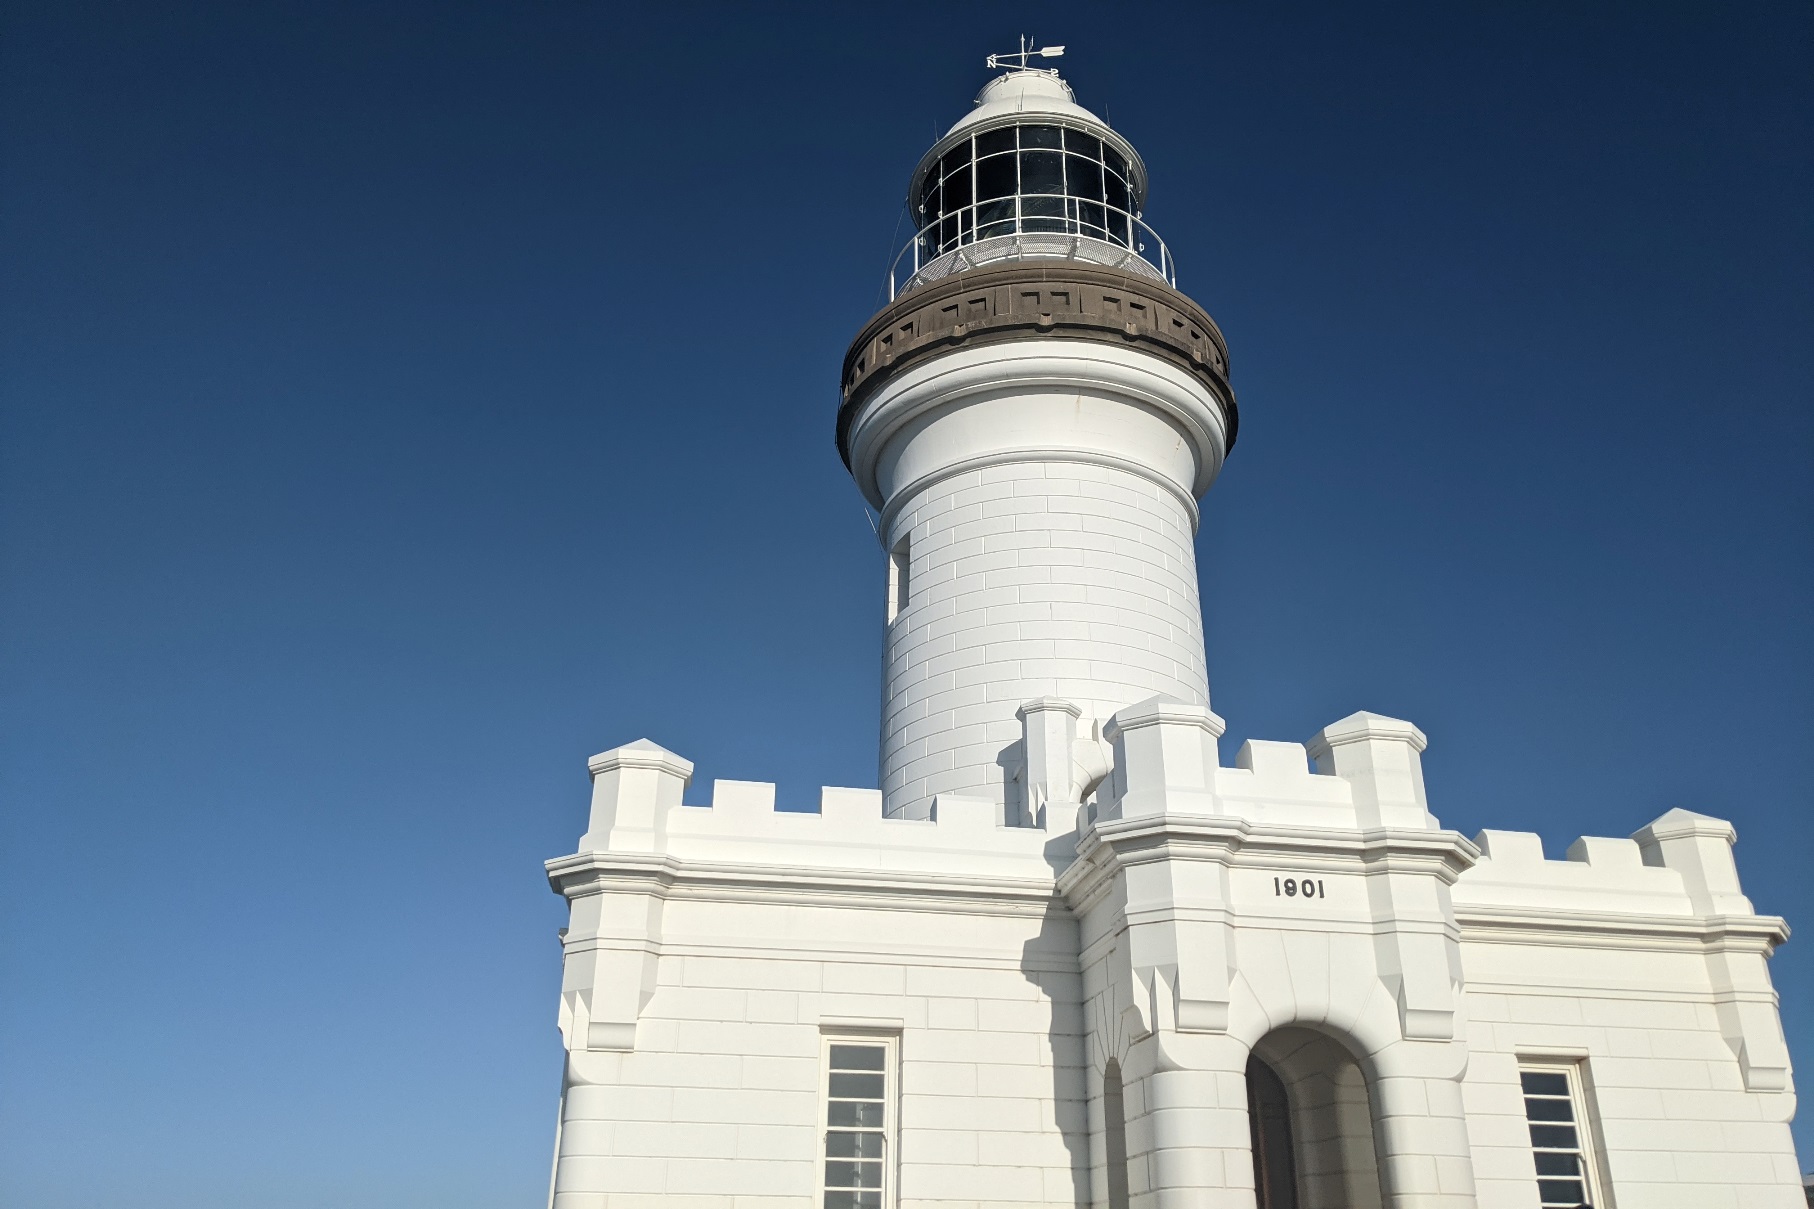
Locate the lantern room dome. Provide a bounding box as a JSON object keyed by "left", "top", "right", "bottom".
{"left": 948, "top": 69, "right": 1096, "bottom": 135}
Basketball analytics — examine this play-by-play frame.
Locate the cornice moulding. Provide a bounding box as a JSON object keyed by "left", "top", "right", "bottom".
{"left": 1059, "top": 820, "right": 1480, "bottom": 911}
{"left": 1455, "top": 904, "right": 1789, "bottom": 949}
{"left": 546, "top": 850, "right": 1065, "bottom": 915}
{"left": 586, "top": 742, "right": 694, "bottom": 779}
{"left": 1305, "top": 713, "right": 1429, "bottom": 758}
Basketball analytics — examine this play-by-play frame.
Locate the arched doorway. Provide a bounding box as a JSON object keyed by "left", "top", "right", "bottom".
{"left": 1249, "top": 1028, "right": 1385, "bottom": 1209}
{"left": 1247, "top": 1055, "right": 1298, "bottom": 1209}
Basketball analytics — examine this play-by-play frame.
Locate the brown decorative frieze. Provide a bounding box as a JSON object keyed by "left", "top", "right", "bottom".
{"left": 838, "top": 261, "right": 1237, "bottom": 467}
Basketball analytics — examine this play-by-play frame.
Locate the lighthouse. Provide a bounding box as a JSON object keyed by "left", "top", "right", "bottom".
{"left": 542, "top": 52, "right": 1801, "bottom": 1209}
{"left": 839, "top": 63, "right": 1236, "bottom": 827}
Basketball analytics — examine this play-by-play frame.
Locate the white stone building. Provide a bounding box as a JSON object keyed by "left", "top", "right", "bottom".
{"left": 544, "top": 61, "right": 1802, "bottom": 1209}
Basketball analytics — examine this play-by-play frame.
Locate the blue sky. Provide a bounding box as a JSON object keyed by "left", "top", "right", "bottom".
{"left": 2, "top": 2, "right": 1808, "bottom": 1204}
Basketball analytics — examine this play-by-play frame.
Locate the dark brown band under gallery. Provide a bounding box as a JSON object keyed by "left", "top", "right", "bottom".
{"left": 838, "top": 261, "right": 1237, "bottom": 469}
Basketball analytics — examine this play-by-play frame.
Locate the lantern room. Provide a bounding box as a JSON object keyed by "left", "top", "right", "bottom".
{"left": 891, "top": 67, "right": 1172, "bottom": 297}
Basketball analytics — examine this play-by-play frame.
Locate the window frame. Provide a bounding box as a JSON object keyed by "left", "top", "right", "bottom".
{"left": 819, "top": 1032, "right": 899, "bottom": 1209}
{"left": 1517, "top": 1060, "right": 1609, "bottom": 1209}
{"left": 886, "top": 535, "right": 910, "bottom": 625}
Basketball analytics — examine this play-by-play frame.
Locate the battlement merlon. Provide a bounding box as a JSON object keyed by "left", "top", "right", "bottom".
{"left": 578, "top": 738, "right": 693, "bottom": 853}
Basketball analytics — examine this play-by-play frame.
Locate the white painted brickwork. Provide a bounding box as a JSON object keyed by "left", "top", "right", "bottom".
{"left": 881, "top": 460, "right": 1208, "bottom": 819}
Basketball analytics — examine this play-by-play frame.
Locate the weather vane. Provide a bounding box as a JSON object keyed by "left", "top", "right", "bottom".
{"left": 985, "top": 35, "right": 1065, "bottom": 71}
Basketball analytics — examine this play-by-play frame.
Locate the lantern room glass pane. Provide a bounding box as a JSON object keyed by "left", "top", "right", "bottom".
{"left": 1020, "top": 123, "right": 1062, "bottom": 148}
{"left": 1075, "top": 200, "right": 1107, "bottom": 239}
{"left": 1104, "top": 172, "right": 1130, "bottom": 214}
{"left": 942, "top": 163, "right": 971, "bottom": 210}
{"left": 1105, "top": 147, "right": 1130, "bottom": 183}
{"left": 977, "top": 126, "right": 1015, "bottom": 156}
{"left": 1107, "top": 209, "right": 1131, "bottom": 245}
{"left": 975, "top": 198, "right": 1015, "bottom": 239}
{"left": 1020, "top": 193, "right": 1065, "bottom": 232}
{"left": 1064, "top": 128, "right": 1103, "bottom": 158}
{"left": 1020, "top": 150, "right": 1063, "bottom": 195}
{"left": 1066, "top": 154, "right": 1103, "bottom": 201}
{"left": 975, "top": 154, "right": 1016, "bottom": 202}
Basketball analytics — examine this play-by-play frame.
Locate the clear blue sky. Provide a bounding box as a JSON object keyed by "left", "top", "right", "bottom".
{"left": 2, "top": 3, "right": 1808, "bottom": 1204}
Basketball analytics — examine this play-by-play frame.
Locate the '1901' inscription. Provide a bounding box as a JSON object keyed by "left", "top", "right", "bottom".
{"left": 1273, "top": 877, "right": 1327, "bottom": 899}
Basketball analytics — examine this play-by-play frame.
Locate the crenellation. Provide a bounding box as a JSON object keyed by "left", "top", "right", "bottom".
{"left": 1457, "top": 827, "right": 1695, "bottom": 916}
{"left": 1565, "top": 834, "right": 1646, "bottom": 870}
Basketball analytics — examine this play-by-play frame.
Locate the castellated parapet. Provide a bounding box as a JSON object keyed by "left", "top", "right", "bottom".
{"left": 547, "top": 696, "right": 1796, "bottom": 1208}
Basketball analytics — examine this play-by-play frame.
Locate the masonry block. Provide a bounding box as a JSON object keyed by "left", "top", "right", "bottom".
{"left": 1103, "top": 695, "right": 1226, "bottom": 818}
{"left": 1018, "top": 695, "right": 1082, "bottom": 828}
{"left": 1566, "top": 835, "right": 1645, "bottom": 870}
{"left": 1305, "top": 711, "right": 1437, "bottom": 830}
{"left": 1472, "top": 830, "right": 1545, "bottom": 863}
{"left": 1632, "top": 808, "right": 1753, "bottom": 915}
{"left": 580, "top": 738, "right": 694, "bottom": 853}
{"left": 1234, "top": 738, "right": 1311, "bottom": 780}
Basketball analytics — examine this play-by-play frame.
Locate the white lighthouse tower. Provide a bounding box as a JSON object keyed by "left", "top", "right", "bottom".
{"left": 840, "top": 64, "right": 1235, "bottom": 826}
{"left": 542, "top": 53, "right": 1801, "bottom": 1209}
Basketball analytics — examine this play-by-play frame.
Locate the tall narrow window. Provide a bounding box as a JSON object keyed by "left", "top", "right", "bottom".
{"left": 1520, "top": 1063, "right": 1604, "bottom": 1208}
{"left": 886, "top": 536, "right": 910, "bottom": 625}
{"left": 822, "top": 1036, "right": 896, "bottom": 1209}
{"left": 1103, "top": 1060, "right": 1130, "bottom": 1209}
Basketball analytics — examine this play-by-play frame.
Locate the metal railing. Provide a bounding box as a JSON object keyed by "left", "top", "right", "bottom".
{"left": 888, "top": 197, "right": 1175, "bottom": 299}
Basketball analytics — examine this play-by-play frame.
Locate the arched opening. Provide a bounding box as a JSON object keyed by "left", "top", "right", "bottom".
{"left": 1102, "top": 1060, "right": 1130, "bottom": 1209}
{"left": 1247, "top": 1055, "right": 1298, "bottom": 1209}
{"left": 1249, "top": 1028, "right": 1384, "bottom": 1209}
